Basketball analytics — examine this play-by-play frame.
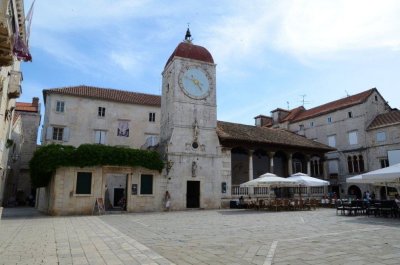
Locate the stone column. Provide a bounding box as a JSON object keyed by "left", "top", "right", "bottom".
{"left": 248, "top": 150, "right": 254, "bottom": 180}
{"left": 306, "top": 155, "right": 311, "bottom": 176}
{"left": 287, "top": 153, "right": 293, "bottom": 176}
{"left": 268, "top": 152, "right": 275, "bottom": 174}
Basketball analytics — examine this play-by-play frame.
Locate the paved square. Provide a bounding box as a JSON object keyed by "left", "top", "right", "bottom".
{"left": 1, "top": 207, "right": 400, "bottom": 264}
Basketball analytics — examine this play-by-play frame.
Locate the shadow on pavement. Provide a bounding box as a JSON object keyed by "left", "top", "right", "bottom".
{"left": 0, "top": 207, "right": 47, "bottom": 220}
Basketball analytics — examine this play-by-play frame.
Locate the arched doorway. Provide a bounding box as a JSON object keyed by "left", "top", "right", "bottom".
{"left": 253, "top": 149, "right": 269, "bottom": 178}
{"left": 273, "top": 151, "right": 288, "bottom": 177}
{"left": 292, "top": 152, "right": 307, "bottom": 174}
{"left": 348, "top": 185, "right": 362, "bottom": 199}
{"left": 231, "top": 147, "right": 249, "bottom": 185}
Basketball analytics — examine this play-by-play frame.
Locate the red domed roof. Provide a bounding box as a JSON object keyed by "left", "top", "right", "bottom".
{"left": 165, "top": 41, "right": 214, "bottom": 68}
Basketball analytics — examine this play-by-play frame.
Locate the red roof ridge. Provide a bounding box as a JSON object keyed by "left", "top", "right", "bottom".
{"left": 43, "top": 85, "right": 161, "bottom": 106}
{"left": 289, "top": 88, "right": 377, "bottom": 122}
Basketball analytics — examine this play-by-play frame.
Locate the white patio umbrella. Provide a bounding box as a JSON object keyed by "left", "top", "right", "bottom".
{"left": 360, "top": 163, "right": 400, "bottom": 183}
{"left": 287, "top": 172, "right": 330, "bottom": 187}
{"left": 240, "top": 172, "right": 297, "bottom": 188}
{"left": 287, "top": 172, "right": 329, "bottom": 199}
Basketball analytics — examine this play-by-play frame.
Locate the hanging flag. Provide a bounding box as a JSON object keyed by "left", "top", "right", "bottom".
{"left": 25, "top": 0, "right": 36, "bottom": 46}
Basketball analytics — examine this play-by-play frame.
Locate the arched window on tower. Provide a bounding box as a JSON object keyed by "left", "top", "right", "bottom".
{"left": 359, "top": 155, "right": 365, "bottom": 172}
{"left": 353, "top": 155, "right": 359, "bottom": 173}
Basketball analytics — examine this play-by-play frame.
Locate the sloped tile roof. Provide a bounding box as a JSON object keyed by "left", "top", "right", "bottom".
{"left": 16, "top": 102, "right": 39, "bottom": 113}
{"left": 281, "top": 106, "right": 305, "bottom": 122}
{"left": 367, "top": 110, "right": 400, "bottom": 130}
{"left": 165, "top": 42, "right": 214, "bottom": 68}
{"left": 43, "top": 85, "right": 161, "bottom": 106}
{"left": 287, "top": 88, "right": 377, "bottom": 122}
{"left": 217, "top": 121, "right": 334, "bottom": 151}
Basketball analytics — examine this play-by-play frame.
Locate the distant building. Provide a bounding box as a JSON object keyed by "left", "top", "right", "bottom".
{"left": 256, "top": 88, "right": 400, "bottom": 199}
{"left": 4, "top": 98, "right": 40, "bottom": 205}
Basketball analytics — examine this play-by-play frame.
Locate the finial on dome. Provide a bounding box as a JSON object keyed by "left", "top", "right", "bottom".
{"left": 184, "top": 24, "right": 192, "bottom": 43}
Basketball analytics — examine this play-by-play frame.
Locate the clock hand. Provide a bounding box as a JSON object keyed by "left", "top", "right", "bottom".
{"left": 192, "top": 79, "right": 203, "bottom": 91}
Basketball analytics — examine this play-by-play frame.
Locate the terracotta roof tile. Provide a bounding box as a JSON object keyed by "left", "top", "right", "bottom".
{"left": 367, "top": 110, "right": 400, "bottom": 130}
{"left": 217, "top": 121, "right": 334, "bottom": 151}
{"left": 16, "top": 102, "right": 39, "bottom": 113}
{"left": 288, "top": 88, "right": 377, "bottom": 122}
{"left": 281, "top": 106, "right": 305, "bottom": 122}
{"left": 43, "top": 85, "right": 161, "bottom": 106}
{"left": 165, "top": 42, "right": 214, "bottom": 67}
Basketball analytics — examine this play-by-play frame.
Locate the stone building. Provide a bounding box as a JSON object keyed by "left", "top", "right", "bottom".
{"left": 42, "top": 86, "right": 161, "bottom": 149}
{"left": 0, "top": 0, "right": 29, "bottom": 205}
{"left": 4, "top": 97, "right": 40, "bottom": 205}
{"left": 256, "top": 88, "right": 400, "bottom": 199}
{"left": 37, "top": 32, "right": 333, "bottom": 214}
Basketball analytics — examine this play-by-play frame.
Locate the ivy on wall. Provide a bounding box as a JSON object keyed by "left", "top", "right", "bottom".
{"left": 29, "top": 144, "right": 164, "bottom": 188}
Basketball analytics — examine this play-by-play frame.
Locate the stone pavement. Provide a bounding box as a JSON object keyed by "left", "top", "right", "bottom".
{"left": 1, "top": 207, "right": 400, "bottom": 265}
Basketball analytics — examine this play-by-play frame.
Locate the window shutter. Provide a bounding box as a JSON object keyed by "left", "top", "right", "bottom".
{"left": 46, "top": 127, "right": 53, "bottom": 140}
{"left": 63, "top": 128, "right": 70, "bottom": 142}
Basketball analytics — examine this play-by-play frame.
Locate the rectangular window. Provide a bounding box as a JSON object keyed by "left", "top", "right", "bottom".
{"left": 95, "top": 130, "right": 107, "bottom": 144}
{"left": 53, "top": 127, "right": 64, "bottom": 141}
{"left": 117, "top": 120, "right": 130, "bottom": 137}
{"left": 140, "top": 174, "right": 153, "bottom": 195}
{"left": 348, "top": 111, "right": 352, "bottom": 118}
{"left": 56, "top": 101, "right": 65, "bottom": 112}
{"left": 149, "top": 112, "right": 156, "bottom": 122}
{"left": 380, "top": 158, "right": 389, "bottom": 168}
{"left": 327, "top": 135, "right": 336, "bottom": 147}
{"left": 98, "top": 107, "right": 106, "bottom": 117}
{"left": 348, "top": 131, "right": 358, "bottom": 145}
{"left": 76, "top": 172, "right": 92, "bottom": 194}
{"left": 299, "top": 124, "right": 304, "bottom": 131}
{"left": 376, "top": 131, "right": 386, "bottom": 142}
{"left": 309, "top": 121, "right": 314, "bottom": 127}
{"left": 327, "top": 117, "right": 332, "bottom": 123}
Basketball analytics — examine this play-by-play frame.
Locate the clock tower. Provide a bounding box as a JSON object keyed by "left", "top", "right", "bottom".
{"left": 160, "top": 29, "right": 222, "bottom": 209}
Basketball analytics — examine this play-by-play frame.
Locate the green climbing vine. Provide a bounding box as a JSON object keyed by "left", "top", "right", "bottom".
{"left": 29, "top": 144, "right": 164, "bottom": 187}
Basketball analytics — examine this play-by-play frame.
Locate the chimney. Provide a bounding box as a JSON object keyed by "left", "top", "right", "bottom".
{"left": 32, "top": 97, "right": 39, "bottom": 107}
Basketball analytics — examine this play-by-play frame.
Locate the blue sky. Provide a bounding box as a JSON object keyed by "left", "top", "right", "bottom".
{"left": 21, "top": 0, "right": 400, "bottom": 126}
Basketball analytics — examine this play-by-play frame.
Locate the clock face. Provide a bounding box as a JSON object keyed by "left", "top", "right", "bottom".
{"left": 179, "top": 67, "right": 211, "bottom": 99}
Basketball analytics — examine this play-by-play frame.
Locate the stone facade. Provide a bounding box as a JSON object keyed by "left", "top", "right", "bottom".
{"left": 159, "top": 41, "right": 223, "bottom": 210}
{"left": 36, "top": 166, "right": 164, "bottom": 215}
{"left": 42, "top": 86, "right": 160, "bottom": 149}
{"left": 0, "top": 0, "right": 27, "bottom": 206}
{"left": 4, "top": 98, "right": 41, "bottom": 205}
{"left": 257, "top": 88, "right": 400, "bottom": 199}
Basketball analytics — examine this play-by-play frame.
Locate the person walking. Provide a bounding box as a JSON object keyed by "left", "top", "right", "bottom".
{"left": 164, "top": 191, "right": 171, "bottom": 211}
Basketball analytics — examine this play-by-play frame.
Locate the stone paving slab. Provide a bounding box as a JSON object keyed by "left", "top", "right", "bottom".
{"left": 1, "top": 207, "right": 400, "bottom": 264}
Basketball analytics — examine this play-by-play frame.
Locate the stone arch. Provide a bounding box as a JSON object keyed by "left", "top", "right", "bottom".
{"left": 273, "top": 151, "right": 288, "bottom": 177}
{"left": 348, "top": 185, "right": 362, "bottom": 199}
{"left": 310, "top": 154, "right": 324, "bottom": 177}
{"left": 253, "top": 149, "right": 269, "bottom": 178}
{"left": 292, "top": 152, "right": 307, "bottom": 174}
{"left": 231, "top": 147, "right": 249, "bottom": 185}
